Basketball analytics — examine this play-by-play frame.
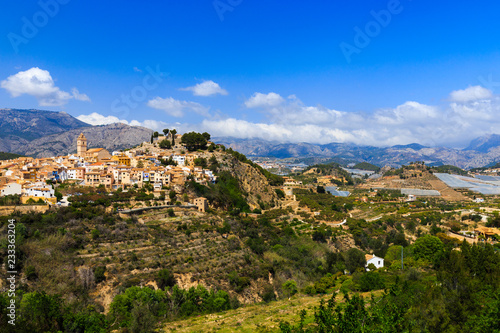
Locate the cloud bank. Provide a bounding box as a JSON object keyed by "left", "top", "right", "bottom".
{"left": 78, "top": 85, "right": 500, "bottom": 148}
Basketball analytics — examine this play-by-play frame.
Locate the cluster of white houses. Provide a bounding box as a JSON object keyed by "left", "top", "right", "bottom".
{"left": 0, "top": 133, "right": 216, "bottom": 204}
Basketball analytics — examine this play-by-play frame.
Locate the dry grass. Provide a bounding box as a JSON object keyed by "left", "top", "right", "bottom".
{"left": 161, "top": 294, "right": 327, "bottom": 332}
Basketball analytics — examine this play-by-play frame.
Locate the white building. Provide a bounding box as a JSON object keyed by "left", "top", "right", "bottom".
{"left": 0, "top": 182, "right": 23, "bottom": 196}
{"left": 172, "top": 155, "right": 185, "bottom": 166}
{"left": 24, "top": 184, "right": 55, "bottom": 199}
{"left": 365, "top": 254, "right": 384, "bottom": 271}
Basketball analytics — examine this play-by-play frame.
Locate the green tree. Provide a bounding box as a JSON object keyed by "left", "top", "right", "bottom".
{"left": 202, "top": 132, "right": 211, "bottom": 141}
{"left": 20, "top": 292, "right": 63, "bottom": 332}
{"left": 170, "top": 129, "right": 177, "bottom": 145}
{"left": 181, "top": 132, "right": 208, "bottom": 151}
{"left": 413, "top": 235, "right": 444, "bottom": 263}
{"left": 159, "top": 139, "right": 171, "bottom": 149}
{"left": 163, "top": 128, "right": 170, "bottom": 136}
{"left": 156, "top": 268, "right": 176, "bottom": 290}
{"left": 194, "top": 157, "right": 207, "bottom": 168}
{"left": 345, "top": 248, "right": 366, "bottom": 273}
{"left": 275, "top": 188, "right": 285, "bottom": 199}
{"left": 94, "top": 265, "right": 107, "bottom": 283}
{"left": 282, "top": 280, "right": 298, "bottom": 298}
{"left": 358, "top": 271, "right": 385, "bottom": 291}
{"left": 384, "top": 245, "right": 403, "bottom": 265}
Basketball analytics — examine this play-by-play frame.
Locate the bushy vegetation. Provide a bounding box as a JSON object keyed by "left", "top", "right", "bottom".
{"left": 0, "top": 152, "right": 24, "bottom": 160}
{"left": 181, "top": 131, "right": 210, "bottom": 151}
{"left": 280, "top": 241, "right": 500, "bottom": 333}
{"left": 353, "top": 162, "right": 380, "bottom": 172}
{"left": 187, "top": 171, "right": 250, "bottom": 213}
{"left": 108, "top": 285, "right": 234, "bottom": 331}
{"left": 0, "top": 194, "right": 21, "bottom": 206}
{"left": 225, "top": 148, "right": 284, "bottom": 186}
{"left": 431, "top": 164, "right": 468, "bottom": 175}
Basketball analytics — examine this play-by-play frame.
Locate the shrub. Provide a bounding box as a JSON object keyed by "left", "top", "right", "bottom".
{"left": 156, "top": 268, "right": 176, "bottom": 290}
{"left": 94, "top": 266, "right": 107, "bottom": 284}
{"left": 282, "top": 280, "right": 298, "bottom": 298}
{"left": 358, "top": 271, "right": 385, "bottom": 292}
{"left": 261, "top": 283, "right": 276, "bottom": 303}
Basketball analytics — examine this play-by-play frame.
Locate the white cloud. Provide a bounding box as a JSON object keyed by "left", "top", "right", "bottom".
{"left": 181, "top": 80, "right": 228, "bottom": 96}
{"left": 71, "top": 88, "right": 91, "bottom": 102}
{"left": 129, "top": 119, "right": 171, "bottom": 131}
{"left": 1, "top": 67, "right": 90, "bottom": 106}
{"left": 147, "top": 97, "right": 209, "bottom": 117}
{"left": 245, "top": 92, "right": 285, "bottom": 108}
{"left": 449, "top": 85, "right": 492, "bottom": 103}
{"left": 77, "top": 113, "right": 128, "bottom": 126}
{"left": 77, "top": 112, "right": 171, "bottom": 131}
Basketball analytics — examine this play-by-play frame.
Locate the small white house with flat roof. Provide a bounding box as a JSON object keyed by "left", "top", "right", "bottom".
{"left": 365, "top": 254, "right": 384, "bottom": 271}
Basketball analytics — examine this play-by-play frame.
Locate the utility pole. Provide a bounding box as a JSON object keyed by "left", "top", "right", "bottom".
{"left": 401, "top": 246, "right": 404, "bottom": 270}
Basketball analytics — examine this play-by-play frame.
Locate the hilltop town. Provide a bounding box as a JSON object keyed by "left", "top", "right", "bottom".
{"left": 0, "top": 130, "right": 217, "bottom": 210}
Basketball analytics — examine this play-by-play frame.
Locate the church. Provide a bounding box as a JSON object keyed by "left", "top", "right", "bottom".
{"left": 77, "top": 133, "right": 112, "bottom": 161}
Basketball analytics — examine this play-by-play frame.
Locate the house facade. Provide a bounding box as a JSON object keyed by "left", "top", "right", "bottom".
{"left": 365, "top": 254, "right": 384, "bottom": 270}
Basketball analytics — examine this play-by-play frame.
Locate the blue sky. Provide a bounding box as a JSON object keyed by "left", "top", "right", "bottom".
{"left": 1, "top": 0, "right": 500, "bottom": 147}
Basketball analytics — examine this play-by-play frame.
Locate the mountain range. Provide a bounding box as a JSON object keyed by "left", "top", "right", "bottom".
{"left": 0, "top": 109, "right": 152, "bottom": 157}
{"left": 214, "top": 136, "right": 500, "bottom": 169}
{"left": 1, "top": 108, "right": 500, "bottom": 168}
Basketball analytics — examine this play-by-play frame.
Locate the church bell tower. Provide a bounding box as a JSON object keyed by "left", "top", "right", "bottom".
{"left": 77, "top": 133, "right": 87, "bottom": 157}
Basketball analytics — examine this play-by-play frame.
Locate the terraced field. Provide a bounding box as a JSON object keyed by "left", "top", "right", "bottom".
{"left": 74, "top": 208, "right": 269, "bottom": 311}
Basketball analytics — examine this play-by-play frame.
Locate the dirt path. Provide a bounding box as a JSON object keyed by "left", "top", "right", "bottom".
{"left": 446, "top": 231, "right": 476, "bottom": 244}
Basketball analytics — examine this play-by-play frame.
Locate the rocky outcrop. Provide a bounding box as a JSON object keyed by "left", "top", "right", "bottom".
{"left": 213, "top": 152, "right": 279, "bottom": 210}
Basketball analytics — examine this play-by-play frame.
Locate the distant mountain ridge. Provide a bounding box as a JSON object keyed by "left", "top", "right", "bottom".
{"left": 214, "top": 136, "right": 500, "bottom": 169}
{"left": 0, "top": 109, "right": 151, "bottom": 158}
{"left": 0, "top": 108, "right": 90, "bottom": 153}
{"left": 465, "top": 134, "right": 500, "bottom": 153}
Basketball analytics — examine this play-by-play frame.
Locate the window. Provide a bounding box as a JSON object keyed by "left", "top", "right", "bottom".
{"left": 378, "top": 261, "right": 381, "bottom": 265}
